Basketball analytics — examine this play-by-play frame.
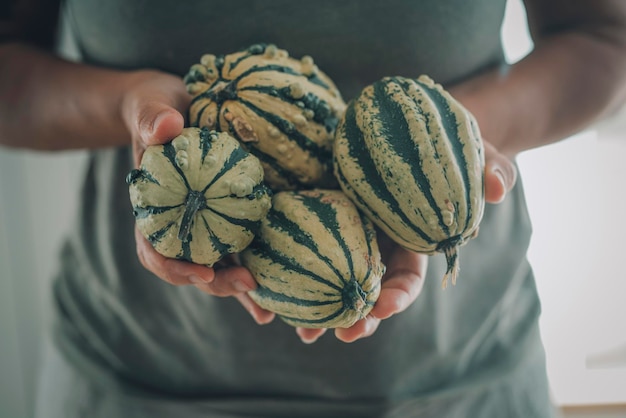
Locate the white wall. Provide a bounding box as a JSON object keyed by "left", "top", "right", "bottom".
{"left": 0, "top": 150, "right": 86, "bottom": 418}
{"left": 502, "top": 0, "right": 626, "bottom": 407}
{"left": 0, "top": 1, "right": 625, "bottom": 417}
{"left": 520, "top": 130, "right": 626, "bottom": 405}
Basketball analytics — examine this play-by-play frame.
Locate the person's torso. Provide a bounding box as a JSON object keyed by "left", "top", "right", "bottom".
{"left": 52, "top": 0, "right": 544, "bottom": 414}
{"left": 66, "top": 0, "right": 506, "bottom": 97}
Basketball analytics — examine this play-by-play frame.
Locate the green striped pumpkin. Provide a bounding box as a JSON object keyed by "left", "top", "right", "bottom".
{"left": 333, "top": 75, "right": 485, "bottom": 289}
{"left": 127, "top": 127, "right": 272, "bottom": 266}
{"left": 241, "top": 190, "right": 385, "bottom": 329}
{"left": 184, "top": 44, "right": 346, "bottom": 191}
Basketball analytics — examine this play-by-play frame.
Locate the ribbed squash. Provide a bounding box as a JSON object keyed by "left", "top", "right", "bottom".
{"left": 127, "top": 127, "right": 272, "bottom": 266}
{"left": 333, "top": 75, "right": 485, "bottom": 289}
{"left": 184, "top": 43, "right": 346, "bottom": 191}
{"left": 241, "top": 190, "right": 385, "bottom": 329}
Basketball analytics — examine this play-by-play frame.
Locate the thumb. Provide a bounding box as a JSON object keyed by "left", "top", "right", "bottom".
{"left": 133, "top": 103, "right": 185, "bottom": 147}
{"left": 121, "top": 72, "right": 190, "bottom": 165}
{"left": 483, "top": 141, "right": 517, "bottom": 204}
{"left": 128, "top": 103, "right": 185, "bottom": 168}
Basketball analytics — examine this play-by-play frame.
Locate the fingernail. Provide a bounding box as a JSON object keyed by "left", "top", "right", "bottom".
{"left": 493, "top": 167, "right": 505, "bottom": 188}
{"left": 490, "top": 167, "right": 507, "bottom": 204}
{"left": 152, "top": 111, "right": 169, "bottom": 134}
{"left": 297, "top": 329, "right": 320, "bottom": 344}
{"left": 255, "top": 312, "right": 275, "bottom": 326}
{"left": 141, "top": 111, "right": 168, "bottom": 142}
{"left": 394, "top": 293, "right": 410, "bottom": 314}
{"left": 301, "top": 336, "right": 319, "bottom": 344}
{"left": 234, "top": 280, "right": 253, "bottom": 292}
{"left": 189, "top": 275, "right": 208, "bottom": 285}
{"left": 364, "top": 317, "right": 378, "bottom": 336}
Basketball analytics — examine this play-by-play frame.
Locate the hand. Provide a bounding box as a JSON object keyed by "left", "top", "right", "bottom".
{"left": 122, "top": 70, "right": 274, "bottom": 325}
{"left": 296, "top": 139, "right": 517, "bottom": 344}
{"left": 295, "top": 233, "right": 427, "bottom": 344}
{"left": 483, "top": 140, "right": 517, "bottom": 204}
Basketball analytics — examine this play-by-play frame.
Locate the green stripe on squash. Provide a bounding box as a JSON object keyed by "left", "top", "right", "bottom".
{"left": 241, "top": 189, "right": 385, "bottom": 329}
{"left": 333, "top": 75, "right": 485, "bottom": 289}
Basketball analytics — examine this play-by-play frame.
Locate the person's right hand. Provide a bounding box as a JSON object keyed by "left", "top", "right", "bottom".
{"left": 121, "top": 69, "right": 275, "bottom": 325}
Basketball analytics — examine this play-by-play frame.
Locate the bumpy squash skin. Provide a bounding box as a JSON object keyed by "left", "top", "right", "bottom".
{"left": 241, "top": 190, "right": 385, "bottom": 329}
{"left": 184, "top": 44, "right": 346, "bottom": 191}
{"left": 333, "top": 75, "right": 485, "bottom": 288}
{"left": 127, "top": 127, "right": 272, "bottom": 266}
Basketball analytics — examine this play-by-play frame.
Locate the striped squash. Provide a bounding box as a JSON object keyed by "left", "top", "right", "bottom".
{"left": 241, "top": 190, "right": 385, "bottom": 329}
{"left": 333, "top": 75, "right": 485, "bottom": 289}
{"left": 184, "top": 44, "right": 346, "bottom": 191}
{"left": 127, "top": 127, "right": 272, "bottom": 266}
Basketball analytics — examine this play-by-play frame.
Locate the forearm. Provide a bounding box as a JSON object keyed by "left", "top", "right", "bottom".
{"left": 0, "top": 42, "right": 138, "bottom": 150}
{"left": 452, "top": 28, "right": 626, "bottom": 157}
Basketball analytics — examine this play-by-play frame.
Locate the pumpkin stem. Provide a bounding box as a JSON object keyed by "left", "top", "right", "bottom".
{"left": 441, "top": 246, "right": 460, "bottom": 290}
{"left": 211, "top": 81, "right": 238, "bottom": 104}
{"left": 342, "top": 278, "right": 367, "bottom": 316}
{"left": 178, "top": 191, "right": 207, "bottom": 242}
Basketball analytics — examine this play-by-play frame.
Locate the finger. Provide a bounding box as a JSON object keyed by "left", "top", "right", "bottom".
{"left": 193, "top": 266, "right": 258, "bottom": 297}
{"left": 214, "top": 253, "right": 242, "bottom": 269}
{"left": 131, "top": 106, "right": 185, "bottom": 166}
{"left": 141, "top": 107, "right": 185, "bottom": 145}
{"left": 335, "top": 315, "right": 381, "bottom": 343}
{"left": 122, "top": 76, "right": 189, "bottom": 142}
{"left": 371, "top": 251, "right": 427, "bottom": 320}
{"left": 125, "top": 92, "right": 186, "bottom": 143}
{"left": 483, "top": 141, "right": 517, "bottom": 204}
{"left": 135, "top": 227, "right": 215, "bottom": 286}
{"left": 296, "top": 327, "right": 327, "bottom": 344}
{"left": 121, "top": 77, "right": 190, "bottom": 165}
{"left": 235, "top": 293, "right": 275, "bottom": 325}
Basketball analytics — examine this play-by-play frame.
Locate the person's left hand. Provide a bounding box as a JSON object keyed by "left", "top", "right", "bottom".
{"left": 295, "top": 138, "right": 517, "bottom": 344}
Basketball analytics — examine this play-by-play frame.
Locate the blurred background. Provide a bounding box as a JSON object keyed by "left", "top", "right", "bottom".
{"left": 1, "top": 1, "right": 625, "bottom": 417}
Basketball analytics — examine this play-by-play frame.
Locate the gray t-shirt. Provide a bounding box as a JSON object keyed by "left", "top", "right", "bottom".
{"left": 45, "top": 1, "right": 556, "bottom": 417}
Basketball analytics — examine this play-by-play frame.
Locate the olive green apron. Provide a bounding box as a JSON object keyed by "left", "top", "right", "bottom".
{"left": 37, "top": 1, "right": 558, "bottom": 417}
